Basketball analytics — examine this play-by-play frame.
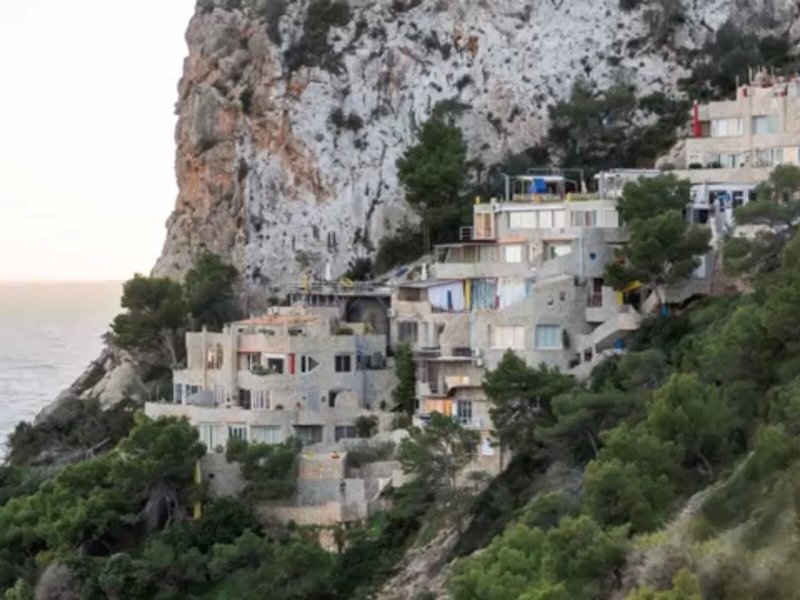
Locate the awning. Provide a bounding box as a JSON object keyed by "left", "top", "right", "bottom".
{"left": 622, "top": 280, "right": 643, "bottom": 293}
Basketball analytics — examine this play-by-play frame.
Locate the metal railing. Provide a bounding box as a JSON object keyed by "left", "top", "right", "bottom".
{"left": 459, "top": 226, "right": 474, "bottom": 241}
{"left": 511, "top": 193, "right": 600, "bottom": 203}
{"left": 587, "top": 293, "right": 603, "bottom": 308}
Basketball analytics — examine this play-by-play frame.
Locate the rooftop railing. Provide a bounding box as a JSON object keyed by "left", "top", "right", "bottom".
{"left": 510, "top": 193, "right": 604, "bottom": 203}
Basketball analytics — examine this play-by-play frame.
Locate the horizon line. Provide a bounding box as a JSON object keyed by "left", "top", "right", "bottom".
{"left": 0, "top": 279, "right": 126, "bottom": 284}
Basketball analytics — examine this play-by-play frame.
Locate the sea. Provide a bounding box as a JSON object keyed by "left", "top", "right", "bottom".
{"left": 0, "top": 282, "right": 123, "bottom": 452}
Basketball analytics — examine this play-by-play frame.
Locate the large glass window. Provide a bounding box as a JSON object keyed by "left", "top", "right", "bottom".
{"left": 196, "top": 424, "right": 216, "bottom": 450}
{"left": 535, "top": 325, "right": 562, "bottom": 350}
{"left": 754, "top": 147, "right": 783, "bottom": 167}
{"left": 294, "top": 425, "right": 324, "bottom": 445}
{"left": 251, "top": 425, "right": 283, "bottom": 445}
{"left": 489, "top": 326, "right": 525, "bottom": 350}
{"left": 752, "top": 115, "right": 778, "bottom": 135}
{"left": 711, "top": 118, "right": 743, "bottom": 137}
{"left": 252, "top": 390, "right": 270, "bottom": 410}
{"left": 509, "top": 211, "right": 537, "bottom": 229}
{"left": 570, "top": 210, "right": 598, "bottom": 227}
{"left": 398, "top": 321, "right": 419, "bottom": 344}
{"left": 335, "top": 426, "right": 359, "bottom": 441}
{"left": 227, "top": 424, "right": 248, "bottom": 443}
{"left": 456, "top": 400, "right": 473, "bottom": 425}
{"left": 504, "top": 245, "right": 523, "bottom": 263}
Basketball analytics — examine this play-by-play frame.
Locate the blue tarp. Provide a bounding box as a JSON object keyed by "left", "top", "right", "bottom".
{"left": 527, "top": 178, "right": 548, "bottom": 194}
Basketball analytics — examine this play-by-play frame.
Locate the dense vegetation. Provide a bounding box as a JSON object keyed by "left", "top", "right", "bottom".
{"left": 605, "top": 174, "right": 711, "bottom": 302}
{"left": 445, "top": 182, "right": 800, "bottom": 598}
{"left": 111, "top": 250, "right": 239, "bottom": 371}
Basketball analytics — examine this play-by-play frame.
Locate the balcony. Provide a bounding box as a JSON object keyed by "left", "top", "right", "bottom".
{"left": 417, "top": 413, "right": 485, "bottom": 430}
{"left": 586, "top": 292, "right": 603, "bottom": 308}
{"left": 451, "top": 347, "right": 474, "bottom": 358}
{"left": 414, "top": 346, "right": 442, "bottom": 358}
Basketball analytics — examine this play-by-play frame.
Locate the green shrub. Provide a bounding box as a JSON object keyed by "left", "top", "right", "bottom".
{"left": 284, "top": 0, "right": 351, "bottom": 71}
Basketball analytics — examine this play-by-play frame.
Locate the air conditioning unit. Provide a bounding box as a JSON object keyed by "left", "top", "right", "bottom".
{"left": 471, "top": 347, "right": 482, "bottom": 358}
{"left": 387, "top": 308, "right": 397, "bottom": 318}
{"left": 475, "top": 358, "right": 485, "bottom": 368}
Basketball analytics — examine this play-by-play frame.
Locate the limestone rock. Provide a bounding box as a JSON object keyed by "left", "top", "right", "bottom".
{"left": 153, "top": 0, "right": 800, "bottom": 305}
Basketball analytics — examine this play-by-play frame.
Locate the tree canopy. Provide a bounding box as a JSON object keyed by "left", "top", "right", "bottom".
{"left": 110, "top": 251, "right": 240, "bottom": 369}
{"left": 605, "top": 175, "right": 710, "bottom": 297}
{"left": 483, "top": 351, "right": 575, "bottom": 456}
{"left": 725, "top": 164, "right": 800, "bottom": 278}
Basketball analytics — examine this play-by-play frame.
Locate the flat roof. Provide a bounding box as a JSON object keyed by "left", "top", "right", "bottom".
{"left": 398, "top": 279, "right": 462, "bottom": 289}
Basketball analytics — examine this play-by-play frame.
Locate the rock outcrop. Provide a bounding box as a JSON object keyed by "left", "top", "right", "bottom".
{"left": 153, "top": 0, "right": 799, "bottom": 304}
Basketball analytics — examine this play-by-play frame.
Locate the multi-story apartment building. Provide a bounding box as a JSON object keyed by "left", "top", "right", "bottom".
{"left": 675, "top": 72, "right": 800, "bottom": 184}
{"left": 145, "top": 306, "right": 395, "bottom": 450}
{"left": 389, "top": 171, "right": 674, "bottom": 470}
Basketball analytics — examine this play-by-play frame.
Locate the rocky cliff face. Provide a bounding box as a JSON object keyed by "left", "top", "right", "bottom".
{"left": 153, "top": 0, "right": 798, "bottom": 301}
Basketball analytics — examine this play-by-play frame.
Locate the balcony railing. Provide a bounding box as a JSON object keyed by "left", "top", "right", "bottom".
{"left": 460, "top": 226, "right": 474, "bottom": 241}
{"left": 452, "top": 347, "right": 473, "bottom": 358}
{"left": 418, "top": 413, "right": 484, "bottom": 430}
{"left": 587, "top": 293, "right": 603, "bottom": 308}
{"left": 414, "top": 346, "right": 442, "bottom": 356}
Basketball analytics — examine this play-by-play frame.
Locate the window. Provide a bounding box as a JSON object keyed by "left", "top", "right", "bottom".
{"left": 570, "top": 210, "right": 597, "bottom": 227}
{"left": 489, "top": 326, "right": 525, "bottom": 350}
{"left": 535, "top": 325, "right": 563, "bottom": 350}
{"left": 546, "top": 243, "right": 571, "bottom": 259}
{"left": 266, "top": 357, "right": 284, "bottom": 374}
{"left": 456, "top": 400, "right": 473, "bottom": 425}
{"left": 238, "top": 388, "right": 252, "bottom": 409}
{"left": 752, "top": 115, "right": 778, "bottom": 135}
{"left": 251, "top": 425, "right": 283, "bottom": 445}
{"left": 196, "top": 425, "right": 216, "bottom": 450}
{"left": 398, "top": 321, "right": 418, "bottom": 344}
{"left": 252, "top": 390, "right": 270, "bottom": 410}
{"left": 710, "top": 118, "right": 743, "bottom": 137}
{"left": 504, "top": 244, "right": 523, "bottom": 263}
{"left": 328, "top": 390, "right": 340, "bottom": 408}
{"left": 246, "top": 353, "right": 261, "bottom": 371}
{"left": 335, "top": 354, "right": 352, "bottom": 373}
{"left": 227, "top": 424, "right": 248, "bottom": 443}
{"left": 214, "top": 385, "right": 227, "bottom": 405}
{"left": 754, "top": 147, "right": 782, "bottom": 168}
{"left": 174, "top": 384, "right": 183, "bottom": 403}
{"left": 335, "top": 426, "right": 359, "bottom": 441}
{"left": 206, "top": 343, "right": 224, "bottom": 369}
{"left": 187, "top": 385, "right": 200, "bottom": 397}
{"left": 299, "top": 355, "right": 319, "bottom": 373}
{"left": 474, "top": 212, "right": 494, "bottom": 239}
{"left": 509, "top": 211, "right": 537, "bottom": 229}
{"left": 294, "top": 425, "right": 323, "bottom": 445}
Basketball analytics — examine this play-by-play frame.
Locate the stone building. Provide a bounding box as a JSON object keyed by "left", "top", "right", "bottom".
{"left": 675, "top": 71, "right": 800, "bottom": 184}
{"left": 389, "top": 171, "right": 668, "bottom": 471}
{"left": 145, "top": 306, "right": 395, "bottom": 450}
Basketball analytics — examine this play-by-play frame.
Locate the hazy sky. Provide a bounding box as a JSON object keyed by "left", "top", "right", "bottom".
{"left": 0, "top": 0, "right": 197, "bottom": 281}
